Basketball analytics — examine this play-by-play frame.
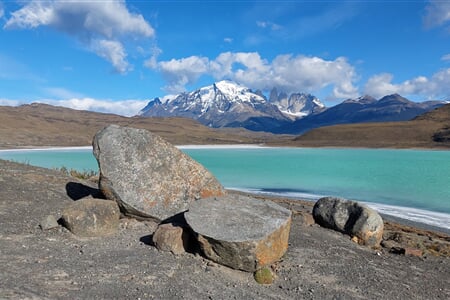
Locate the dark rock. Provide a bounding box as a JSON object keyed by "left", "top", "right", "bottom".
{"left": 185, "top": 195, "right": 292, "bottom": 272}
{"left": 61, "top": 197, "right": 120, "bottom": 237}
{"left": 390, "top": 247, "right": 406, "bottom": 255}
{"left": 92, "top": 125, "right": 225, "bottom": 221}
{"left": 312, "top": 197, "right": 384, "bottom": 247}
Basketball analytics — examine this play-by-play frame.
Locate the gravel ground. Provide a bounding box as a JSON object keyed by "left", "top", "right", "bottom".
{"left": 1, "top": 159, "right": 449, "bottom": 300}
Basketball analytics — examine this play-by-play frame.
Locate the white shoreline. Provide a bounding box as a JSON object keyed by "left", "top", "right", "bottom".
{"left": 0, "top": 146, "right": 92, "bottom": 152}
{"left": 0, "top": 145, "right": 270, "bottom": 152}
{"left": 1, "top": 146, "right": 449, "bottom": 233}
{"left": 177, "top": 144, "right": 270, "bottom": 149}
{"left": 230, "top": 187, "right": 450, "bottom": 233}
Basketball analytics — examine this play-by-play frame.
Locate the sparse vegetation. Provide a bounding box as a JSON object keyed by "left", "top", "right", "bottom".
{"left": 254, "top": 267, "right": 274, "bottom": 284}
{"left": 56, "top": 166, "right": 98, "bottom": 181}
{"left": 0, "top": 103, "right": 286, "bottom": 149}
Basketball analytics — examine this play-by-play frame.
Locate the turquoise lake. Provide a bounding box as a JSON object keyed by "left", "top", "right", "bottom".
{"left": 1, "top": 146, "right": 449, "bottom": 229}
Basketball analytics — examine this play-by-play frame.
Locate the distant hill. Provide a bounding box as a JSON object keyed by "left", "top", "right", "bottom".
{"left": 0, "top": 103, "right": 288, "bottom": 149}
{"left": 281, "top": 104, "right": 450, "bottom": 149}
{"left": 275, "top": 94, "right": 446, "bottom": 134}
{"left": 1, "top": 102, "right": 448, "bottom": 150}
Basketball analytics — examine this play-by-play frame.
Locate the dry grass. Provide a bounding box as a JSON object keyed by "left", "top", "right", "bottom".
{"left": 0, "top": 103, "right": 289, "bottom": 149}
{"left": 274, "top": 104, "right": 450, "bottom": 149}
{"left": 1, "top": 103, "right": 449, "bottom": 149}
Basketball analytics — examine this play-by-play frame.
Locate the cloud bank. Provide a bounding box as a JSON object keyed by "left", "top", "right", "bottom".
{"left": 4, "top": 0, "right": 154, "bottom": 73}
{"left": 149, "top": 51, "right": 359, "bottom": 98}
{"left": 0, "top": 98, "right": 148, "bottom": 117}
{"left": 364, "top": 69, "right": 450, "bottom": 99}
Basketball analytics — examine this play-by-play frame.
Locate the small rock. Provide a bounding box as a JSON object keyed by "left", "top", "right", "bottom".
{"left": 312, "top": 197, "right": 384, "bottom": 247}
{"left": 404, "top": 248, "right": 423, "bottom": 257}
{"left": 253, "top": 267, "right": 274, "bottom": 285}
{"left": 92, "top": 125, "right": 225, "bottom": 221}
{"left": 185, "top": 195, "right": 292, "bottom": 272}
{"left": 61, "top": 197, "right": 120, "bottom": 237}
{"left": 40, "top": 215, "right": 59, "bottom": 230}
{"left": 152, "top": 223, "right": 189, "bottom": 255}
{"left": 296, "top": 211, "right": 315, "bottom": 226}
{"left": 390, "top": 247, "right": 406, "bottom": 255}
{"left": 381, "top": 239, "right": 402, "bottom": 250}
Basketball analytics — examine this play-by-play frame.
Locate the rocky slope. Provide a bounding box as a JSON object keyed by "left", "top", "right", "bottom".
{"left": 0, "top": 159, "right": 449, "bottom": 299}
{"left": 268, "top": 87, "right": 325, "bottom": 118}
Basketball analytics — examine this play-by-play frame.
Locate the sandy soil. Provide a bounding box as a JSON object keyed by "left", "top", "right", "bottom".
{"left": 0, "top": 159, "right": 449, "bottom": 299}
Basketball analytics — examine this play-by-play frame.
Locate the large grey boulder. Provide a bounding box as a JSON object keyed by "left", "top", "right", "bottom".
{"left": 312, "top": 197, "right": 384, "bottom": 247}
{"left": 185, "top": 195, "right": 292, "bottom": 272}
{"left": 61, "top": 197, "right": 120, "bottom": 237}
{"left": 93, "top": 125, "right": 225, "bottom": 221}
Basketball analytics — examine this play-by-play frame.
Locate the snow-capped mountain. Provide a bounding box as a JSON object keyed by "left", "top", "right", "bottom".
{"left": 268, "top": 88, "right": 325, "bottom": 119}
{"left": 139, "top": 80, "right": 293, "bottom": 131}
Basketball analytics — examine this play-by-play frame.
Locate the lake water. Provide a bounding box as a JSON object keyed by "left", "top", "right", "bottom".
{"left": 1, "top": 146, "right": 449, "bottom": 230}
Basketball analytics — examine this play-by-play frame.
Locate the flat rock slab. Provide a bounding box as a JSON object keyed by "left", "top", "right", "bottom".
{"left": 185, "top": 195, "right": 292, "bottom": 272}
{"left": 93, "top": 125, "right": 225, "bottom": 221}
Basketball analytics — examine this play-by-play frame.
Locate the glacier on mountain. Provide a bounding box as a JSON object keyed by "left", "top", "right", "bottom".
{"left": 139, "top": 80, "right": 324, "bottom": 131}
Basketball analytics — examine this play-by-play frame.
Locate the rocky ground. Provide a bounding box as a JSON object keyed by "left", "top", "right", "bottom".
{"left": 1, "top": 159, "right": 449, "bottom": 299}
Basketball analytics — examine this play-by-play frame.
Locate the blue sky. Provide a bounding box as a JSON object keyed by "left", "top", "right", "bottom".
{"left": 0, "top": 0, "right": 449, "bottom": 116}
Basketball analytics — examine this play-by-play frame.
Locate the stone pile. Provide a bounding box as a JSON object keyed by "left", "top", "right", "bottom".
{"left": 51, "top": 125, "right": 386, "bottom": 282}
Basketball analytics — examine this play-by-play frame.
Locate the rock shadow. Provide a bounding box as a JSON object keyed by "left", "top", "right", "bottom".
{"left": 66, "top": 181, "right": 105, "bottom": 201}
{"left": 139, "top": 234, "right": 155, "bottom": 246}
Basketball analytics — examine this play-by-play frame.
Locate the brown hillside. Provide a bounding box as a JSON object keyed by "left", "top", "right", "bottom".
{"left": 283, "top": 104, "right": 450, "bottom": 149}
{"left": 0, "top": 103, "right": 289, "bottom": 149}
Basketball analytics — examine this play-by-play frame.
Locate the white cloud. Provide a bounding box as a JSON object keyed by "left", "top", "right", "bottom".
{"left": 150, "top": 51, "right": 358, "bottom": 98}
{"left": 423, "top": 0, "right": 450, "bottom": 29}
{"left": 256, "top": 21, "right": 282, "bottom": 31}
{"left": 223, "top": 37, "right": 233, "bottom": 43}
{"left": 0, "top": 99, "right": 22, "bottom": 107}
{"left": 442, "top": 53, "right": 450, "bottom": 61}
{"left": 143, "top": 46, "right": 163, "bottom": 69}
{"left": 4, "top": 0, "right": 154, "bottom": 74}
{"left": 0, "top": 96, "right": 148, "bottom": 116}
{"left": 91, "top": 39, "right": 130, "bottom": 74}
{"left": 38, "top": 98, "right": 149, "bottom": 116}
{"left": 154, "top": 56, "right": 210, "bottom": 93}
{"left": 364, "top": 69, "right": 450, "bottom": 99}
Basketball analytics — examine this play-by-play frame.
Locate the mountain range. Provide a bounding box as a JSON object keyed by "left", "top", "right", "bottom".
{"left": 139, "top": 81, "right": 447, "bottom": 134}
{"left": 275, "top": 94, "right": 445, "bottom": 134}
{"left": 1, "top": 102, "right": 449, "bottom": 149}
{"left": 139, "top": 80, "right": 324, "bottom": 132}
